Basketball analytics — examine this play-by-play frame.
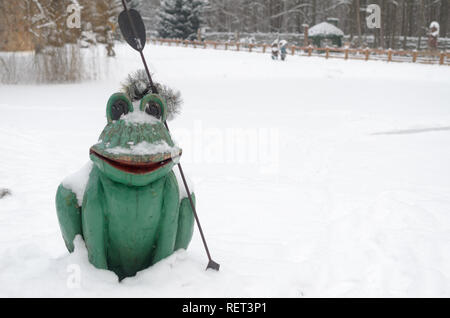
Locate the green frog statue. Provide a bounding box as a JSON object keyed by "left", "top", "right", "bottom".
{"left": 56, "top": 71, "right": 195, "bottom": 280}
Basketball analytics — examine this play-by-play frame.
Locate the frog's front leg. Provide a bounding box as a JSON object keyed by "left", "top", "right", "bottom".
{"left": 175, "top": 194, "right": 195, "bottom": 251}
{"left": 81, "top": 173, "right": 108, "bottom": 270}
{"left": 152, "top": 171, "right": 182, "bottom": 264}
{"left": 152, "top": 171, "right": 195, "bottom": 263}
{"left": 56, "top": 185, "right": 82, "bottom": 252}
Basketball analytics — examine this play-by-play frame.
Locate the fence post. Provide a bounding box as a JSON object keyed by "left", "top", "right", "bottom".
{"left": 440, "top": 52, "right": 445, "bottom": 65}
{"left": 345, "top": 48, "right": 349, "bottom": 60}
{"left": 263, "top": 45, "right": 266, "bottom": 53}
{"left": 249, "top": 44, "right": 253, "bottom": 53}
{"left": 412, "top": 51, "right": 418, "bottom": 63}
{"left": 204, "top": 41, "right": 207, "bottom": 49}
{"left": 364, "top": 49, "right": 369, "bottom": 61}
{"left": 236, "top": 43, "right": 240, "bottom": 51}
{"left": 225, "top": 43, "right": 228, "bottom": 50}
{"left": 308, "top": 47, "right": 312, "bottom": 57}
{"left": 325, "top": 47, "right": 329, "bottom": 59}
{"left": 387, "top": 49, "right": 392, "bottom": 62}
{"left": 291, "top": 46, "right": 295, "bottom": 56}
{"left": 214, "top": 42, "right": 217, "bottom": 49}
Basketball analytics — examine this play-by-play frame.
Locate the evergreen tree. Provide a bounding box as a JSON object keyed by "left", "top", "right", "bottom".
{"left": 189, "top": 0, "right": 204, "bottom": 38}
{"left": 157, "top": 0, "right": 204, "bottom": 40}
{"left": 126, "top": 0, "right": 142, "bottom": 10}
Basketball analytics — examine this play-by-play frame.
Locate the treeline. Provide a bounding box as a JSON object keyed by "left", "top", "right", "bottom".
{"left": 1, "top": 0, "right": 448, "bottom": 52}
{"left": 201, "top": 1, "right": 448, "bottom": 43}
{"left": 149, "top": 0, "right": 448, "bottom": 49}
{"left": 203, "top": 0, "right": 449, "bottom": 37}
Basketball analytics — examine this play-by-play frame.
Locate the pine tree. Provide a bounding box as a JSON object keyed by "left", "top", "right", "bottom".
{"left": 157, "top": 0, "right": 204, "bottom": 40}
{"left": 188, "top": 0, "right": 204, "bottom": 38}
{"left": 126, "top": 0, "right": 142, "bottom": 10}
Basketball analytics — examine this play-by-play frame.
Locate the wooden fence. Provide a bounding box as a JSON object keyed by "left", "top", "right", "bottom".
{"left": 150, "top": 38, "right": 450, "bottom": 66}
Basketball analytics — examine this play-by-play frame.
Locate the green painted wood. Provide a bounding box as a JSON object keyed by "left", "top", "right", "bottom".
{"left": 175, "top": 194, "right": 196, "bottom": 251}
{"left": 140, "top": 94, "right": 168, "bottom": 122}
{"left": 56, "top": 185, "right": 82, "bottom": 252}
{"left": 56, "top": 93, "right": 195, "bottom": 280}
{"left": 106, "top": 93, "right": 134, "bottom": 123}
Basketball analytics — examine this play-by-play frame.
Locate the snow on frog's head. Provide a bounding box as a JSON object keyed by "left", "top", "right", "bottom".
{"left": 90, "top": 93, "right": 181, "bottom": 186}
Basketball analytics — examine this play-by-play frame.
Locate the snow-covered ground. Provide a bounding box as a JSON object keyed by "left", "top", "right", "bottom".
{"left": 0, "top": 44, "right": 449, "bottom": 297}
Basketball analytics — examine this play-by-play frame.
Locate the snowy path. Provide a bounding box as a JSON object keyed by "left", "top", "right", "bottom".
{"left": 0, "top": 45, "right": 449, "bottom": 297}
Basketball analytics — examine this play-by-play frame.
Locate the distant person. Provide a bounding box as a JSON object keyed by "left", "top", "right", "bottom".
{"left": 279, "top": 40, "right": 288, "bottom": 61}
{"left": 271, "top": 42, "right": 279, "bottom": 60}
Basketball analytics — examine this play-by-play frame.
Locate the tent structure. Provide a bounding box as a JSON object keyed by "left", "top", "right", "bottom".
{"left": 308, "top": 22, "right": 344, "bottom": 48}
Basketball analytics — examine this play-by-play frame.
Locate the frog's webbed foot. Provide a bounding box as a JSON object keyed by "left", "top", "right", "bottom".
{"left": 55, "top": 185, "right": 82, "bottom": 252}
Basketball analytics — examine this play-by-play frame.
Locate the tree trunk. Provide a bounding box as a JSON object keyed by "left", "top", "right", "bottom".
{"left": 389, "top": 2, "right": 397, "bottom": 49}
{"left": 440, "top": 0, "right": 449, "bottom": 37}
{"left": 380, "top": 0, "right": 385, "bottom": 49}
{"left": 312, "top": 0, "right": 317, "bottom": 26}
{"left": 402, "top": 0, "right": 408, "bottom": 50}
{"left": 355, "top": 0, "right": 362, "bottom": 47}
{"left": 417, "top": 0, "right": 425, "bottom": 50}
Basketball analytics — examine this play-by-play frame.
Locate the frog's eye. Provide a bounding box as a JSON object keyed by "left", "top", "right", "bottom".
{"left": 106, "top": 93, "right": 133, "bottom": 123}
{"left": 140, "top": 94, "right": 167, "bottom": 122}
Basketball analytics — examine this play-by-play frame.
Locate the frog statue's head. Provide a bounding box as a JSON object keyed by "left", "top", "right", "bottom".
{"left": 90, "top": 70, "right": 182, "bottom": 186}
{"left": 90, "top": 71, "right": 183, "bottom": 187}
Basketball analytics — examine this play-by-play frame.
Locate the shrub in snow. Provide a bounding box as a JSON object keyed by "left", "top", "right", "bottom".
{"left": 0, "top": 45, "right": 94, "bottom": 84}
{"left": 0, "top": 188, "right": 11, "bottom": 199}
{"left": 429, "top": 21, "right": 440, "bottom": 38}
{"left": 34, "top": 45, "right": 84, "bottom": 83}
{"left": 0, "top": 54, "right": 24, "bottom": 84}
{"left": 121, "top": 69, "right": 182, "bottom": 121}
{"left": 428, "top": 21, "right": 440, "bottom": 51}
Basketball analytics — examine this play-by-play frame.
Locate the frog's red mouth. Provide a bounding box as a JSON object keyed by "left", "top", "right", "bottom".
{"left": 90, "top": 149, "right": 174, "bottom": 174}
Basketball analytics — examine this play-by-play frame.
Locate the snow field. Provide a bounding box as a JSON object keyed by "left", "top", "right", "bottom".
{"left": 0, "top": 44, "right": 449, "bottom": 297}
